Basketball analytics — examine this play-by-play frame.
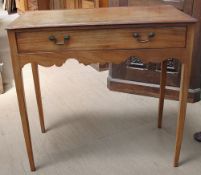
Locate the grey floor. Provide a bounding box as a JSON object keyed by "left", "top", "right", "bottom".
{"left": 1, "top": 7, "right": 201, "bottom": 175}
{"left": 0, "top": 61, "right": 201, "bottom": 175}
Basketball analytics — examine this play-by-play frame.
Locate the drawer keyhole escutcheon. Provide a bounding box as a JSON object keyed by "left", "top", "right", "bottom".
{"left": 133, "top": 32, "right": 156, "bottom": 43}
{"left": 48, "top": 35, "right": 70, "bottom": 45}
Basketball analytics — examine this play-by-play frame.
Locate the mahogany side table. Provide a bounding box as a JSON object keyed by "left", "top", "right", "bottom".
{"left": 6, "top": 6, "right": 196, "bottom": 171}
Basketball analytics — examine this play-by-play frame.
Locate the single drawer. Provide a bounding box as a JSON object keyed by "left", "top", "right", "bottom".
{"left": 16, "top": 27, "right": 186, "bottom": 53}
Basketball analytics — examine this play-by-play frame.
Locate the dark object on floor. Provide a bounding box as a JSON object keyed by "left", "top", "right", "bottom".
{"left": 108, "top": 0, "right": 201, "bottom": 103}
{"left": 194, "top": 132, "right": 201, "bottom": 142}
{"left": 0, "top": 63, "right": 3, "bottom": 94}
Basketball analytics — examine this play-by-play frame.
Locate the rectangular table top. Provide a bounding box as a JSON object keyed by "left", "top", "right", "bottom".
{"left": 7, "top": 5, "right": 196, "bottom": 30}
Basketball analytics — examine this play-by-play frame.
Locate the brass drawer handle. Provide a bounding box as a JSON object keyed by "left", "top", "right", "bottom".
{"left": 48, "top": 35, "right": 70, "bottom": 45}
{"left": 133, "top": 32, "right": 155, "bottom": 43}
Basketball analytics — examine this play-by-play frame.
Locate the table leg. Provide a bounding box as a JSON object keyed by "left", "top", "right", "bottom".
{"left": 13, "top": 63, "right": 36, "bottom": 171}
{"left": 174, "top": 63, "right": 190, "bottom": 167}
{"left": 158, "top": 61, "right": 167, "bottom": 128}
{"left": 31, "top": 63, "right": 45, "bottom": 133}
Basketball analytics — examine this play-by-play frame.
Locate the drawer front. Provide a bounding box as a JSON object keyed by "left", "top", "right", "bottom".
{"left": 16, "top": 27, "right": 186, "bottom": 53}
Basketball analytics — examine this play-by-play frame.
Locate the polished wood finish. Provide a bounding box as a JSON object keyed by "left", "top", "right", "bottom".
{"left": 108, "top": 0, "right": 201, "bottom": 103}
{"left": 8, "top": 31, "right": 35, "bottom": 171}
{"left": 8, "top": 6, "right": 196, "bottom": 29}
{"left": 16, "top": 27, "right": 186, "bottom": 53}
{"left": 158, "top": 60, "right": 167, "bottom": 128}
{"left": 7, "top": 6, "right": 196, "bottom": 171}
{"left": 31, "top": 63, "right": 45, "bottom": 133}
{"left": 174, "top": 24, "right": 195, "bottom": 167}
{"left": 0, "top": 72, "right": 3, "bottom": 94}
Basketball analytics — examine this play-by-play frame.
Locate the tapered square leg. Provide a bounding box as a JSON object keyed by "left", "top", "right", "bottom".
{"left": 174, "top": 63, "right": 190, "bottom": 167}
{"left": 32, "top": 63, "right": 45, "bottom": 133}
{"left": 158, "top": 61, "right": 167, "bottom": 128}
{"left": 13, "top": 64, "right": 36, "bottom": 171}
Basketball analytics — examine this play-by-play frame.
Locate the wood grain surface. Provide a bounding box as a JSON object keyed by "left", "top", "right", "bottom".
{"left": 0, "top": 72, "right": 3, "bottom": 94}
{"left": 7, "top": 5, "right": 196, "bottom": 30}
{"left": 6, "top": 5, "right": 196, "bottom": 171}
{"left": 16, "top": 27, "right": 186, "bottom": 53}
